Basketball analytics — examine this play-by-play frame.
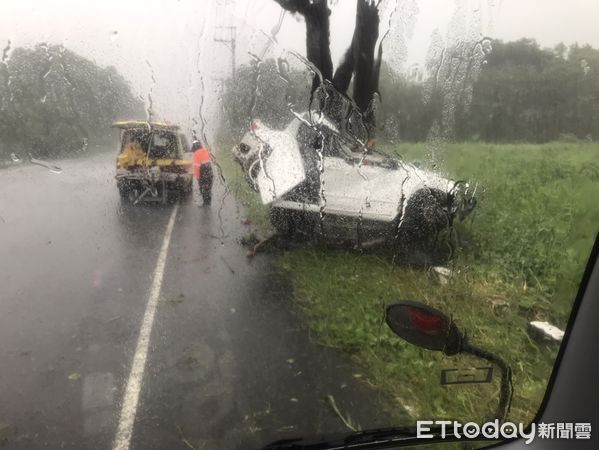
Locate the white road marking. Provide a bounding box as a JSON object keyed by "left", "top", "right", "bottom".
{"left": 112, "top": 205, "right": 179, "bottom": 450}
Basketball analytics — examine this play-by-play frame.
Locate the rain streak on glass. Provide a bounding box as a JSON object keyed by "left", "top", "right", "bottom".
{"left": 0, "top": 2, "right": 597, "bottom": 450}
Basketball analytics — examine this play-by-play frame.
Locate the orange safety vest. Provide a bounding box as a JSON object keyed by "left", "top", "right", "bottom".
{"left": 192, "top": 148, "right": 211, "bottom": 178}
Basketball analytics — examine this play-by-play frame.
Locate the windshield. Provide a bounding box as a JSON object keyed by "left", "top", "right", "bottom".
{"left": 149, "top": 131, "right": 178, "bottom": 158}
{"left": 120, "top": 130, "right": 150, "bottom": 154}
{"left": 1, "top": 1, "right": 598, "bottom": 449}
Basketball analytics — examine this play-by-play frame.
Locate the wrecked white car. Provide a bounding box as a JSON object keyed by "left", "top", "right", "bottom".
{"left": 233, "top": 86, "right": 475, "bottom": 262}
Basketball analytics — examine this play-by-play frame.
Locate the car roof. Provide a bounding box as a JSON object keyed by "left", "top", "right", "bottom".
{"left": 111, "top": 120, "right": 180, "bottom": 131}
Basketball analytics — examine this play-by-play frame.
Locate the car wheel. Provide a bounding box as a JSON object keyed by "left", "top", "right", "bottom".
{"left": 392, "top": 188, "right": 452, "bottom": 265}
{"left": 270, "top": 207, "right": 315, "bottom": 239}
{"left": 269, "top": 207, "right": 293, "bottom": 236}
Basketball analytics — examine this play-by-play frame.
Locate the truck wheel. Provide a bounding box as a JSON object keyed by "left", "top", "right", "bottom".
{"left": 117, "top": 184, "right": 127, "bottom": 199}
{"left": 170, "top": 179, "right": 191, "bottom": 203}
{"left": 118, "top": 180, "right": 137, "bottom": 203}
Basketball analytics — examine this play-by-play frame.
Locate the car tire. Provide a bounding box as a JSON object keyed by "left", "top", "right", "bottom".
{"left": 270, "top": 207, "right": 316, "bottom": 240}
{"left": 270, "top": 207, "right": 293, "bottom": 236}
{"left": 392, "top": 187, "right": 452, "bottom": 265}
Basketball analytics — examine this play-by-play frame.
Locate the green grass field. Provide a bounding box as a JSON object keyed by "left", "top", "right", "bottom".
{"left": 216, "top": 146, "right": 271, "bottom": 232}
{"left": 220, "top": 141, "right": 599, "bottom": 427}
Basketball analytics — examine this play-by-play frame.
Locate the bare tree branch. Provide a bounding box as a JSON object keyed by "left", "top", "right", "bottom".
{"left": 332, "top": 38, "right": 355, "bottom": 93}
{"left": 274, "top": 0, "right": 382, "bottom": 141}
{"left": 272, "top": 0, "right": 307, "bottom": 14}
{"left": 352, "top": 0, "right": 380, "bottom": 112}
{"left": 274, "top": 0, "right": 333, "bottom": 91}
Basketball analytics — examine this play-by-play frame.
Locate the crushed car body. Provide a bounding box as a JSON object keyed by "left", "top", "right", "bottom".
{"left": 113, "top": 121, "right": 193, "bottom": 204}
{"left": 232, "top": 83, "right": 476, "bottom": 262}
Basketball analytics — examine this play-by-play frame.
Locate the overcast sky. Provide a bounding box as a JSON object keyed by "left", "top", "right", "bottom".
{"left": 1, "top": 0, "right": 598, "bottom": 141}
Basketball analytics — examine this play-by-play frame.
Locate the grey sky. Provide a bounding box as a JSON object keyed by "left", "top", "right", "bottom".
{"left": 1, "top": 0, "right": 598, "bottom": 142}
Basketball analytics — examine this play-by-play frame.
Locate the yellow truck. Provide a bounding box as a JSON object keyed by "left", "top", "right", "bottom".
{"left": 113, "top": 121, "right": 193, "bottom": 204}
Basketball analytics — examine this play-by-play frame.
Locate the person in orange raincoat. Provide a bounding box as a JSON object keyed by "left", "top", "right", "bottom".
{"left": 192, "top": 140, "right": 214, "bottom": 205}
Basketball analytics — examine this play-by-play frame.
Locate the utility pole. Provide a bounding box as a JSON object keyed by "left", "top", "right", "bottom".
{"left": 213, "top": 0, "right": 236, "bottom": 80}
{"left": 214, "top": 25, "right": 236, "bottom": 79}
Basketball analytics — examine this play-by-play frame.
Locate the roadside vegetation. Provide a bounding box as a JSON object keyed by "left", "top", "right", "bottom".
{"left": 281, "top": 141, "right": 599, "bottom": 426}
{"left": 217, "top": 36, "right": 599, "bottom": 427}
{"left": 220, "top": 139, "right": 599, "bottom": 426}
{"left": 0, "top": 43, "right": 144, "bottom": 162}
{"left": 216, "top": 140, "right": 271, "bottom": 232}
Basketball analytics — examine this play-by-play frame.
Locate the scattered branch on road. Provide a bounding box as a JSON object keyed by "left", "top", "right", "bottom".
{"left": 246, "top": 233, "right": 278, "bottom": 258}
{"left": 327, "top": 394, "right": 358, "bottom": 432}
{"left": 176, "top": 425, "right": 200, "bottom": 450}
{"left": 220, "top": 255, "right": 236, "bottom": 274}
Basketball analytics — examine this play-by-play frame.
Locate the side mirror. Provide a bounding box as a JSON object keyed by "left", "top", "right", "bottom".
{"left": 385, "top": 301, "right": 464, "bottom": 356}
{"left": 386, "top": 301, "right": 513, "bottom": 422}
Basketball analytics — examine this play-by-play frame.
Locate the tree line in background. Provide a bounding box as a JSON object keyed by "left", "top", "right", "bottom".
{"left": 220, "top": 58, "right": 313, "bottom": 139}
{"left": 379, "top": 39, "right": 599, "bottom": 143}
{"left": 1, "top": 38, "right": 597, "bottom": 161}
{"left": 0, "top": 43, "right": 144, "bottom": 159}
{"left": 221, "top": 38, "right": 599, "bottom": 144}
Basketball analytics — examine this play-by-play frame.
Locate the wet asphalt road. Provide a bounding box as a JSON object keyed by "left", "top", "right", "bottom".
{"left": 0, "top": 152, "right": 397, "bottom": 449}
